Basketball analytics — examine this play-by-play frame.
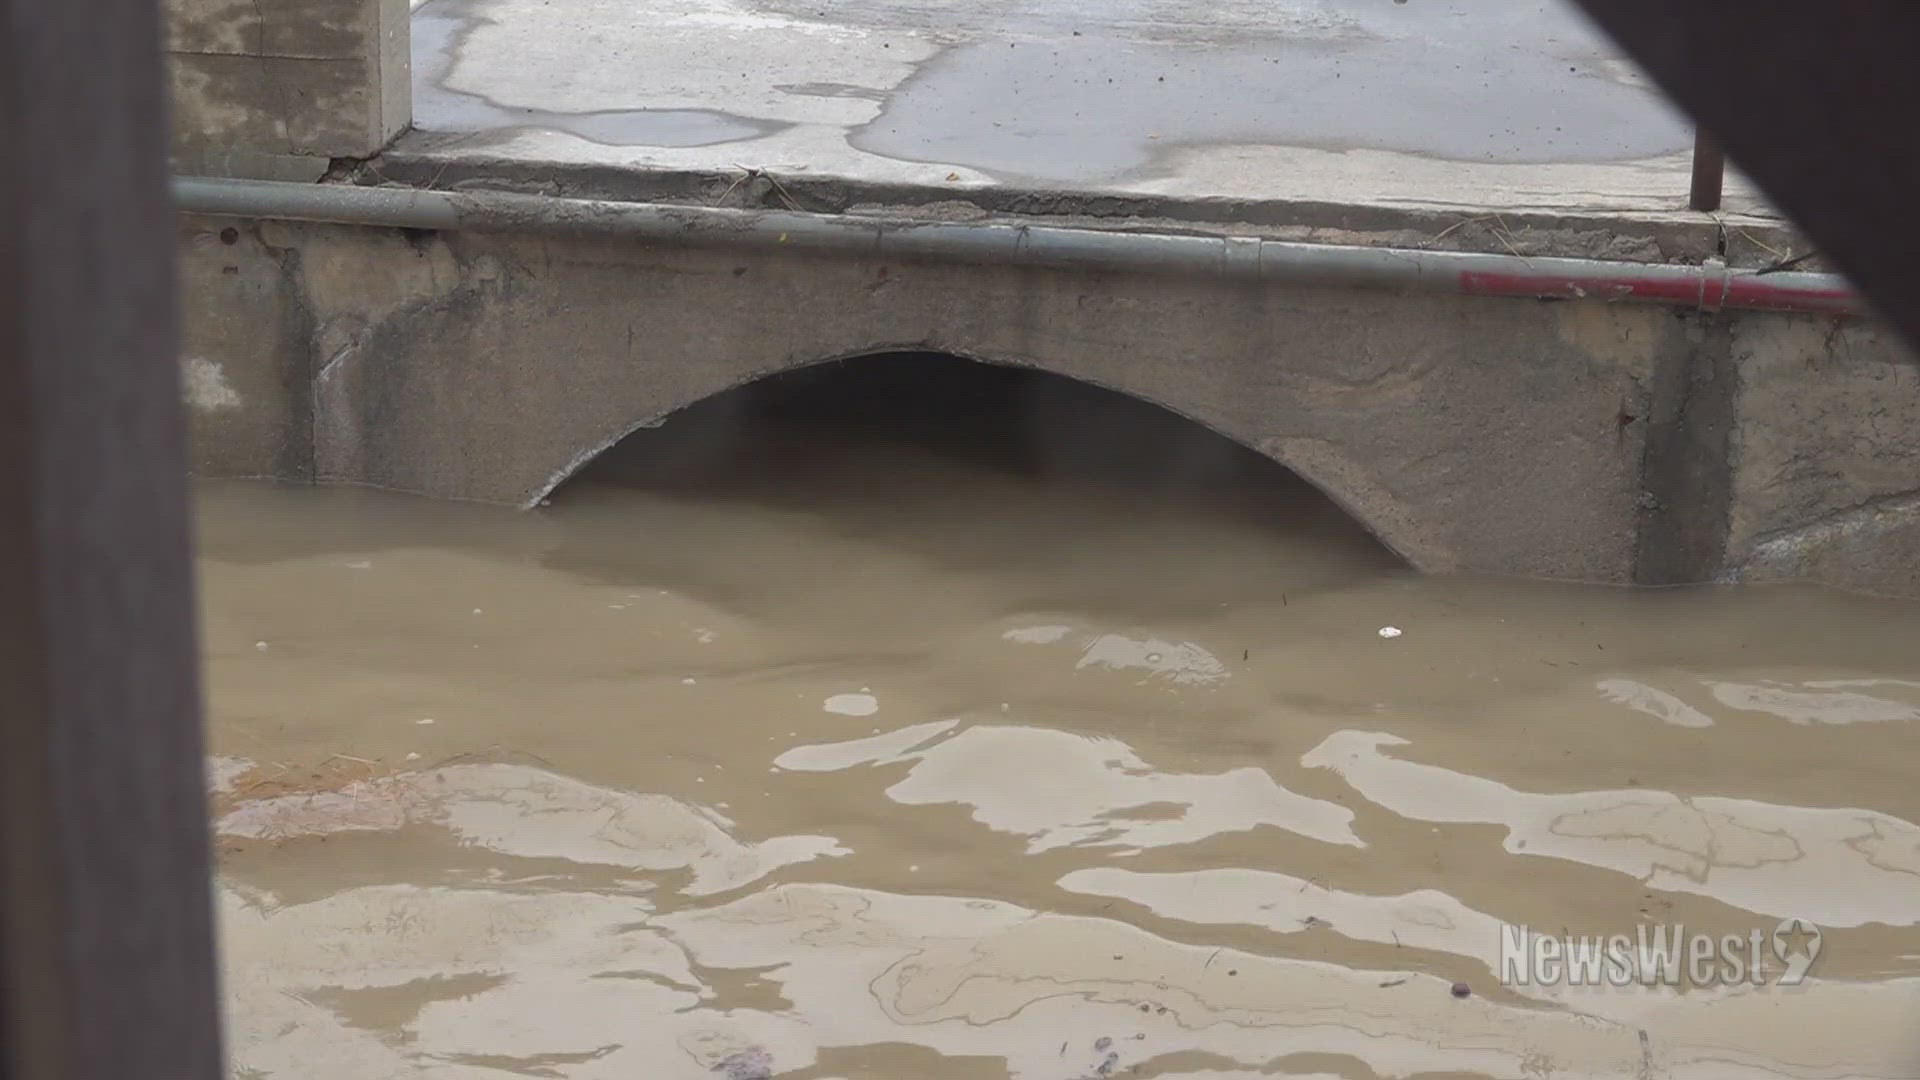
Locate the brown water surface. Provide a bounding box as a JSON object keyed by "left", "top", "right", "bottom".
{"left": 203, "top": 358, "right": 1920, "bottom": 1079}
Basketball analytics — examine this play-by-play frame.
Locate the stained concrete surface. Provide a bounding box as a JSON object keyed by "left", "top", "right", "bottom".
{"left": 168, "top": 0, "right": 410, "bottom": 178}
{"left": 176, "top": 211, "right": 1920, "bottom": 596}
{"left": 396, "top": 0, "right": 1769, "bottom": 221}
{"left": 201, "top": 219, "right": 1662, "bottom": 583}
{"left": 411, "top": 4, "right": 780, "bottom": 147}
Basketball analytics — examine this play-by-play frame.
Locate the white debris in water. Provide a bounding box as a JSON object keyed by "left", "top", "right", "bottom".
{"left": 696, "top": 628, "right": 718, "bottom": 644}
{"left": 1378, "top": 626, "right": 1403, "bottom": 639}
{"left": 405, "top": 753, "right": 421, "bottom": 761}
{"left": 343, "top": 560, "right": 372, "bottom": 570}
{"left": 1076, "top": 634, "right": 1228, "bottom": 686}
{"left": 473, "top": 608, "right": 484, "bottom": 615}
{"left": 416, "top": 718, "right": 436, "bottom": 725}
{"left": 1596, "top": 678, "right": 1714, "bottom": 728}
{"left": 682, "top": 677, "right": 698, "bottom": 685}
{"left": 1002, "top": 624, "right": 1073, "bottom": 645}
{"left": 824, "top": 692, "right": 879, "bottom": 717}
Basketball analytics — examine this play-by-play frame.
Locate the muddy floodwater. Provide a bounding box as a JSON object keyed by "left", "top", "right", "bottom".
{"left": 201, "top": 360, "right": 1920, "bottom": 1079}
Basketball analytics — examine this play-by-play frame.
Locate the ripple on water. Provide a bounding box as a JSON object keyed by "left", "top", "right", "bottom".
{"left": 196, "top": 401, "right": 1920, "bottom": 1079}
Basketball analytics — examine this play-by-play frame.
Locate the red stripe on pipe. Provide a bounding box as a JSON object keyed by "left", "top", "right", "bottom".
{"left": 1723, "top": 277, "right": 1859, "bottom": 315}
{"left": 1457, "top": 269, "right": 1859, "bottom": 316}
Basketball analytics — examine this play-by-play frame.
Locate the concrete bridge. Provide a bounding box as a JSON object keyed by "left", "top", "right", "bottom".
{"left": 165, "top": 0, "right": 1920, "bottom": 598}
{"left": 177, "top": 178, "right": 1920, "bottom": 598}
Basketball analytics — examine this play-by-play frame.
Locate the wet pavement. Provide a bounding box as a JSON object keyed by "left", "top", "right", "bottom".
{"left": 204, "top": 360, "right": 1920, "bottom": 1078}
{"left": 399, "top": 0, "right": 1768, "bottom": 218}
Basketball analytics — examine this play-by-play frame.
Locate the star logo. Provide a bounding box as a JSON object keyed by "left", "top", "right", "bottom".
{"left": 1771, "top": 918, "right": 1822, "bottom": 985}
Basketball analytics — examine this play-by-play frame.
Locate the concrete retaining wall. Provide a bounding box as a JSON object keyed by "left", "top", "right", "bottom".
{"left": 176, "top": 214, "right": 1920, "bottom": 596}
{"left": 166, "top": 0, "right": 409, "bottom": 180}
{"left": 1724, "top": 317, "right": 1920, "bottom": 596}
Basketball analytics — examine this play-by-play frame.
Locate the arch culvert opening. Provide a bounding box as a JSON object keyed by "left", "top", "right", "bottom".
{"left": 552, "top": 352, "right": 1403, "bottom": 609}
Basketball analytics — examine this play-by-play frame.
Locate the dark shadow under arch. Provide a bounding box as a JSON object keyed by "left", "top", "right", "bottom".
{"left": 554, "top": 351, "right": 1406, "bottom": 575}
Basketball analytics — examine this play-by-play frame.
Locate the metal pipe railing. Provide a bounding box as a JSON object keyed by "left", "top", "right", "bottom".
{"left": 173, "top": 176, "right": 1860, "bottom": 317}
{"left": 1690, "top": 128, "right": 1726, "bottom": 212}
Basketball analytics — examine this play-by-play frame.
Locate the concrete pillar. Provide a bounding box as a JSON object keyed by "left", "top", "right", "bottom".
{"left": 165, "top": 0, "right": 409, "bottom": 181}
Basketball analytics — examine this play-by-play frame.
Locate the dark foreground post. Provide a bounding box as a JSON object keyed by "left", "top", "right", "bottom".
{"left": 0, "top": 3, "right": 225, "bottom": 1079}
{"left": 1573, "top": 1, "right": 1920, "bottom": 350}
{"left": 1689, "top": 128, "right": 1724, "bottom": 212}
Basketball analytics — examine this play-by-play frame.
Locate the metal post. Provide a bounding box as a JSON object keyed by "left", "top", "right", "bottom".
{"left": 1689, "top": 128, "right": 1725, "bottom": 212}
{"left": 0, "top": 2, "right": 225, "bottom": 1079}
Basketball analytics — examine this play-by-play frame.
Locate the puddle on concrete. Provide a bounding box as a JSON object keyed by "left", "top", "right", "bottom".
{"left": 412, "top": 0, "right": 780, "bottom": 147}
{"left": 409, "top": 0, "right": 1693, "bottom": 186}
{"left": 205, "top": 357, "right": 1920, "bottom": 1078}
{"left": 842, "top": 0, "right": 1693, "bottom": 179}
